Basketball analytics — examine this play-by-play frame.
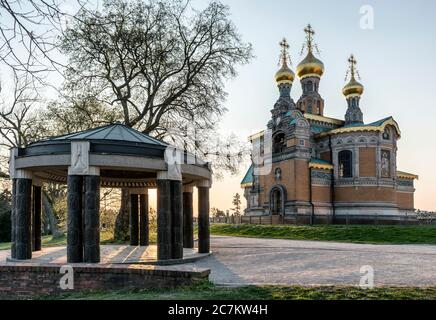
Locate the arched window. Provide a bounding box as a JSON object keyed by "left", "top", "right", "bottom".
{"left": 338, "top": 150, "right": 353, "bottom": 178}
{"left": 273, "top": 132, "right": 286, "bottom": 154}
{"left": 306, "top": 81, "right": 313, "bottom": 92}
{"left": 317, "top": 101, "right": 321, "bottom": 114}
{"left": 383, "top": 129, "right": 390, "bottom": 140}
{"left": 351, "top": 98, "right": 357, "bottom": 108}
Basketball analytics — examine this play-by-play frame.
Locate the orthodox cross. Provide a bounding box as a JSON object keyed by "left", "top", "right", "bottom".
{"left": 346, "top": 54, "right": 360, "bottom": 81}
{"left": 301, "top": 24, "right": 319, "bottom": 56}
{"left": 304, "top": 24, "right": 315, "bottom": 52}
{"left": 348, "top": 54, "right": 357, "bottom": 77}
{"left": 279, "top": 38, "right": 291, "bottom": 66}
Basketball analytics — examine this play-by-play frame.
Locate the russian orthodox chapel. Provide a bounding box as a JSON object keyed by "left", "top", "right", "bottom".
{"left": 241, "top": 25, "right": 418, "bottom": 224}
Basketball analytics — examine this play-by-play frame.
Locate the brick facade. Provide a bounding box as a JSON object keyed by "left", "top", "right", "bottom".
{"left": 359, "top": 147, "right": 376, "bottom": 177}
{"left": 335, "top": 186, "right": 397, "bottom": 203}
{"left": 397, "top": 191, "right": 414, "bottom": 210}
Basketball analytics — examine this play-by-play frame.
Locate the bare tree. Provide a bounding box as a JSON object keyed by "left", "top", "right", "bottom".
{"left": 61, "top": 0, "right": 252, "bottom": 137}
{"left": 60, "top": 0, "right": 253, "bottom": 239}
{"left": 40, "top": 96, "right": 123, "bottom": 136}
{"left": 0, "top": 0, "right": 90, "bottom": 82}
{"left": 0, "top": 69, "right": 41, "bottom": 148}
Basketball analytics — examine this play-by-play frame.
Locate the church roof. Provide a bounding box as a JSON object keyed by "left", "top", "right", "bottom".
{"left": 33, "top": 123, "right": 168, "bottom": 147}
{"left": 241, "top": 164, "right": 254, "bottom": 187}
{"left": 397, "top": 171, "right": 419, "bottom": 180}
{"left": 309, "top": 158, "right": 334, "bottom": 170}
{"left": 315, "top": 116, "right": 401, "bottom": 138}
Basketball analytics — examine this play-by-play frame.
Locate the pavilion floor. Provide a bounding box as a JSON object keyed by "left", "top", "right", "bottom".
{"left": 2, "top": 245, "right": 211, "bottom": 266}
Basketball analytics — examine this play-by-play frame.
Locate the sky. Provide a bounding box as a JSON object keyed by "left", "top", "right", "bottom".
{"left": 1, "top": 0, "right": 435, "bottom": 213}
{"left": 202, "top": 0, "right": 436, "bottom": 212}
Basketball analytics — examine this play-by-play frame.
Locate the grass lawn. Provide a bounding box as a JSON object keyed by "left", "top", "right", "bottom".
{"left": 2, "top": 224, "right": 436, "bottom": 249}
{"left": 210, "top": 223, "right": 436, "bottom": 245}
{"left": 34, "top": 282, "right": 436, "bottom": 300}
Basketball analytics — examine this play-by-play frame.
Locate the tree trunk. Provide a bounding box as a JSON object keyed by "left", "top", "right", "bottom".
{"left": 42, "top": 191, "right": 62, "bottom": 237}
{"left": 114, "top": 187, "right": 130, "bottom": 241}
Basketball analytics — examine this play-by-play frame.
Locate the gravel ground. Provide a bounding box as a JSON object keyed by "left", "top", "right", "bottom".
{"left": 2, "top": 236, "right": 436, "bottom": 287}
{"left": 181, "top": 236, "right": 436, "bottom": 287}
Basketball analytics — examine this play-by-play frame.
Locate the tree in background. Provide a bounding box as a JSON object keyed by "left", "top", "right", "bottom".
{"left": 211, "top": 207, "right": 226, "bottom": 218}
{"left": 0, "top": 188, "right": 11, "bottom": 242}
{"left": 60, "top": 0, "right": 252, "bottom": 239}
{"left": 231, "top": 193, "right": 241, "bottom": 217}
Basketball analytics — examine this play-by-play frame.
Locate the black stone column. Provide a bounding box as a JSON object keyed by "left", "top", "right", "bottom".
{"left": 11, "top": 179, "right": 16, "bottom": 259}
{"left": 157, "top": 179, "right": 172, "bottom": 260}
{"left": 84, "top": 175, "right": 100, "bottom": 263}
{"left": 139, "top": 194, "right": 149, "bottom": 246}
{"left": 130, "top": 194, "right": 139, "bottom": 246}
{"left": 32, "top": 186, "right": 42, "bottom": 252}
{"left": 15, "top": 178, "right": 33, "bottom": 260}
{"left": 198, "top": 186, "right": 210, "bottom": 254}
{"left": 171, "top": 181, "right": 183, "bottom": 259}
{"left": 183, "top": 189, "right": 194, "bottom": 249}
{"left": 67, "top": 175, "right": 83, "bottom": 263}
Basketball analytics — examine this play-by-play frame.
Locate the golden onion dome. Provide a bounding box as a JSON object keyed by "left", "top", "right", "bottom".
{"left": 275, "top": 64, "right": 295, "bottom": 85}
{"left": 343, "top": 55, "right": 364, "bottom": 98}
{"left": 297, "top": 51, "right": 324, "bottom": 79}
{"left": 342, "top": 76, "right": 364, "bottom": 97}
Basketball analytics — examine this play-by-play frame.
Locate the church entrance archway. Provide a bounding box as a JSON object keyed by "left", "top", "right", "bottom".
{"left": 269, "top": 185, "right": 286, "bottom": 216}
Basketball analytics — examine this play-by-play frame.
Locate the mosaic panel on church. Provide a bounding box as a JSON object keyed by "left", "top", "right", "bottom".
{"left": 381, "top": 150, "right": 391, "bottom": 178}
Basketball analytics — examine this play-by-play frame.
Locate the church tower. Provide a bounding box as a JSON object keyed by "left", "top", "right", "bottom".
{"left": 296, "top": 24, "right": 325, "bottom": 116}
{"left": 343, "top": 54, "right": 364, "bottom": 124}
{"left": 272, "top": 38, "right": 296, "bottom": 120}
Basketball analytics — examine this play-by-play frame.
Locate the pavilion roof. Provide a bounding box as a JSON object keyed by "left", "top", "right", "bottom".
{"left": 37, "top": 123, "right": 168, "bottom": 147}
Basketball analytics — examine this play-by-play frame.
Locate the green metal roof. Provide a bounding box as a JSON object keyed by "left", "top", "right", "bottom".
{"left": 310, "top": 157, "right": 332, "bottom": 165}
{"left": 40, "top": 123, "right": 168, "bottom": 146}
{"left": 241, "top": 164, "right": 254, "bottom": 185}
{"left": 342, "top": 116, "right": 393, "bottom": 129}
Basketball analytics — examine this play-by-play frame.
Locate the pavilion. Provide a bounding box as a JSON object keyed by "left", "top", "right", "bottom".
{"left": 8, "top": 123, "right": 212, "bottom": 263}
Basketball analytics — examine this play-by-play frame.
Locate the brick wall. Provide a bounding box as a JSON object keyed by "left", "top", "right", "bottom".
{"left": 397, "top": 191, "right": 414, "bottom": 210}
{"left": 312, "top": 186, "right": 331, "bottom": 202}
{"left": 320, "top": 151, "right": 331, "bottom": 162}
{"left": 334, "top": 186, "right": 397, "bottom": 203}
{"left": 0, "top": 263, "right": 210, "bottom": 297}
{"left": 259, "top": 159, "right": 310, "bottom": 203}
{"left": 359, "top": 147, "right": 376, "bottom": 177}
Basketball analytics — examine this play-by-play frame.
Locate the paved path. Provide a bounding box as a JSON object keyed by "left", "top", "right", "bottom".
{"left": 2, "top": 236, "right": 436, "bottom": 287}
{"left": 179, "top": 236, "right": 436, "bottom": 287}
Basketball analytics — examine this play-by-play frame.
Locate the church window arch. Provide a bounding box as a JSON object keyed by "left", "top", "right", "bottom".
{"left": 306, "top": 81, "right": 313, "bottom": 92}
{"left": 273, "top": 132, "right": 286, "bottom": 154}
{"left": 383, "top": 129, "right": 391, "bottom": 140}
{"left": 338, "top": 150, "right": 353, "bottom": 178}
